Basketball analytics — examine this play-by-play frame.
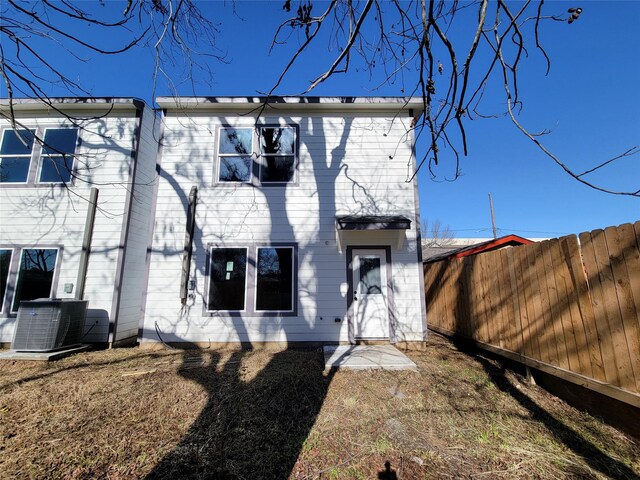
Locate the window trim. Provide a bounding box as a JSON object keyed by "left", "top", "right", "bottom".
{"left": 202, "top": 242, "right": 298, "bottom": 317}
{"left": 0, "top": 247, "right": 14, "bottom": 314}
{"left": 205, "top": 246, "right": 249, "bottom": 313}
{"left": 213, "top": 124, "right": 299, "bottom": 187}
{"left": 0, "top": 125, "right": 80, "bottom": 187}
{"left": 35, "top": 127, "right": 79, "bottom": 185}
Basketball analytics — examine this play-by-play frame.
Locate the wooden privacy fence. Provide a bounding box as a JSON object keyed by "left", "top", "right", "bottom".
{"left": 424, "top": 222, "right": 640, "bottom": 407}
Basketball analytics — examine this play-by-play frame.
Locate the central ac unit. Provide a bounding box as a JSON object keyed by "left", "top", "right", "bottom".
{"left": 12, "top": 299, "right": 88, "bottom": 352}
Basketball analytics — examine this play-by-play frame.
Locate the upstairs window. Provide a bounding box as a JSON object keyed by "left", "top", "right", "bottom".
{"left": 259, "top": 127, "right": 296, "bottom": 183}
{"left": 217, "top": 127, "right": 252, "bottom": 182}
{"left": 0, "top": 127, "right": 78, "bottom": 185}
{"left": 215, "top": 125, "right": 298, "bottom": 185}
{"left": 38, "top": 128, "right": 79, "bottom": 183}
{"left": 0, "top": 129, "right": 35, "bottom": 183}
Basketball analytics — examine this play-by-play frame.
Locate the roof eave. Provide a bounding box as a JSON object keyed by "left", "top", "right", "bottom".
{"left": 156, "top": 96, "right": 425, "bottom": 115}
{"left": 0, "top": 97, "right": 146, "bottom": 114}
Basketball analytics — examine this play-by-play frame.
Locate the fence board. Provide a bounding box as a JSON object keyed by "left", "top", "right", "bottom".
{"left": 544, "top": 239, "right": 570, "bottom": 371}
{"left": 497, "top": 249, "right": 514, "bottom": 352}
{"left": 485, "top": 252, "right": 502, "bottom": 347}
{"left": 463, "top": 256, "right": 477, "bottom": 340}
{"left": 562, "top": 235, "right": 593, "bottom": 378}
{"left": 513, "top": 244, "right": 535, "bottom": 357}
{"left": 497, "top": 249, "right": 509, "bottom": 349}
{"left": 501, "top": 249, "right": 516, "bottom": 350}
{"left": 452, "top": 259, "right": 464, "bottom": 333}
{"left": 485, "top": 251, "right": 500, "bottom": 345}
{"left": 472, "top": 254, "right": 490, "bottom": 343}
{"left": 447, "top": 260, "right": 459, "bottom": 332}
{"left": 523, "top": 243, "right": 543, "bottom": 360}
{"left": 460, "top": 258, "right": 473, "bottom": 338}
{"left": 532, "top": 242, "right": 554, "bottom": 364}
{"left": 425, "top": 262, "right": 447, "bottom": 333}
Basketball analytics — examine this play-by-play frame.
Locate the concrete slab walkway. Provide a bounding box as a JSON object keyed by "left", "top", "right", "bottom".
{"left": 323, "top": 345, "right": 417, "bottom": 371}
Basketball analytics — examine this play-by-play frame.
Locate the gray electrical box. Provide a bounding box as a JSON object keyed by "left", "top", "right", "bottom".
{"left": 12, "top": 299, "right": 88, "bottom": 352}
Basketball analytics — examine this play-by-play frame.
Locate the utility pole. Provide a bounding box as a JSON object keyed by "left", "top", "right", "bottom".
{"left": 488, "top": 193, "right": 497, "bottom": 239}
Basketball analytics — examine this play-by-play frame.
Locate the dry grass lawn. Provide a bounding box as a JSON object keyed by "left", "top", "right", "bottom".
{"left": 0, "top": 332, "right": 638, "bottom": 479}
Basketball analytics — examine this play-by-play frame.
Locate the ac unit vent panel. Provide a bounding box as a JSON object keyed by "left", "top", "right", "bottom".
{"left": 12, "top": 299, "right": 88, "bottom": 352}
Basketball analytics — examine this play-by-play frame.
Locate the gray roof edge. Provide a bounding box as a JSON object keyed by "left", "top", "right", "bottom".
{"left": 0, "top": 97, "right": 148, "bottom": 112}
{"left": 157, "top": 96, "right": 425, "bottom": 112}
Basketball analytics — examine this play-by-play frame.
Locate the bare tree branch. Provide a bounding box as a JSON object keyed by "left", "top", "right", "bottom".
{"left": 264, "top": 0, "right": 638, "bottom": 197}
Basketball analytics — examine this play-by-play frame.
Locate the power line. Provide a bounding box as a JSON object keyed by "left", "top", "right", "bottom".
{"left": 423, "top": 226, "right": 573, "bottom": 236}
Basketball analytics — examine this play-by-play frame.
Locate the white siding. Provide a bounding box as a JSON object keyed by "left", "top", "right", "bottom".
{"left": 0, "top": 106, "right": 150, "bottom": 344}
{"left": 142, "top": 111, "right": 425, "bottom": 344}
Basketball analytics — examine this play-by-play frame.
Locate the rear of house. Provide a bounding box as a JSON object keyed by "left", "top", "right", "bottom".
{"left": 0, "top": 98, "right": 157, "bottom": 346}
{"left": 140, "top": 97, "right": 427, "bottom": 346}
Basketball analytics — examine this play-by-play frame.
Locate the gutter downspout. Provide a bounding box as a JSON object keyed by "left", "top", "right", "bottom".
{"left": 180, "top": 186, "right": 198, "bottom": 305}
{"left": 75, "top": 187, "right": 98, "bottom": 300}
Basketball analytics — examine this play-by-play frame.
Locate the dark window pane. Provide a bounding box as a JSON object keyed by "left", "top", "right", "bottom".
{"left": 39, "top": 156, "right": 73, "bottom": 183}
{"left": 358, "top": 257, "right": 382, "bottom": 294}
{"left": 260, "top": 127, "right": 295, "bottom": 155}
{"left": 0, "top": 249, "right": 11, "bottom": 312}
{"left": 256, "top": 247, "right": 293, "bottom": 311}
{"left": 0, "top": 129, "right": 34, "bottom": 155}
{"left": 0, "top": 157, "right": 31, "bottom": 182}
{"left": 12, "top": 249, "right": 58, "bottom": 312}
{"left": 42, "top": 129, "right": 78, "bottom": 155}
{"left": 208, "top": 248, "right": 247, "bottom": 310}
{"left": 260, "top": 156, "right": 295, "bottom": 183}
{"left": 219, "top": 128, "right": 252, "bottom": 155}
{"left": 219, "top": 156, "right": 251, "bottom": 182}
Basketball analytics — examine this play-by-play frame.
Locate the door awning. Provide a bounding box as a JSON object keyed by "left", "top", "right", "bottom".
{"left": 335, "top": 215, "right": 412, "bottom": 252}
{"left": 336, "top": 215, "right": 412, "bottom": 231}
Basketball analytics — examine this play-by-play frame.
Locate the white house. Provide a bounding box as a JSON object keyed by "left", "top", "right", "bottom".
{"left": 0, "top": 98, "right": 157, "bottom": 346}
{"left": 140, "top": 97, "right": 427, "bottom": 346}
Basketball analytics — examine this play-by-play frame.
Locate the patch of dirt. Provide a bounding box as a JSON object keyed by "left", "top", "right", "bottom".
{"left": 0, "top": 333, "right": 637, "bottom": 479}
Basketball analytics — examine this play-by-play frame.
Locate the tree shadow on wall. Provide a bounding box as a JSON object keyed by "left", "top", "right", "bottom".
{"left": 145, "top": 345, "right": 335, "bottom": 479}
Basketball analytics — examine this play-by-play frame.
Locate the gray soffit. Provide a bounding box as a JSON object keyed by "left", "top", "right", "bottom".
{"left": 336, "top": 215, "right": 412, "bottom": 231}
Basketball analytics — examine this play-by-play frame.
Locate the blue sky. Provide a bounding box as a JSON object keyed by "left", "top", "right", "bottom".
{"left": 3, "top": 0, "right": 639, "bottom": 238}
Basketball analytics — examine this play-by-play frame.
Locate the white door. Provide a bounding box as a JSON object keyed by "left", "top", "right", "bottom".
{"left": 352, "top": 249, "right": 389, "bottom": 339}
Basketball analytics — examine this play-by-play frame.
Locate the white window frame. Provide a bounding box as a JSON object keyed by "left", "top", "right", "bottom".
{"left": 11, "top": 247, "right": 61, "bottom": 313}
